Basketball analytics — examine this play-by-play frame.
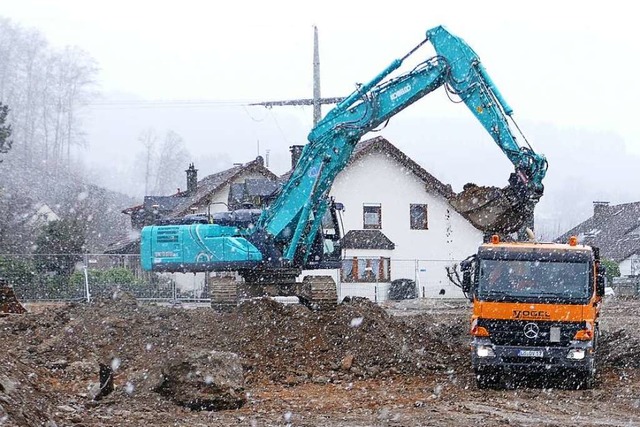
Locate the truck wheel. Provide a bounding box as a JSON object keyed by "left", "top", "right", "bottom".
{"left": 476, "top": 371, "right": 500, "bottom": 389}
{"left": 575, "top": 369, "right": 595, "bottom": 390}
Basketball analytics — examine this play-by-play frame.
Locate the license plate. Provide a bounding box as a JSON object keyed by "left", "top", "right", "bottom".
{"left": 518, "top": 350, "right": 544, "bottom": 357}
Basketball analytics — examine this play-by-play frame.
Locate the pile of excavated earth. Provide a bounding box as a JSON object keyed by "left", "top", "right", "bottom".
{"left": 3, "top": 294, "right": 640, "bottom": 426}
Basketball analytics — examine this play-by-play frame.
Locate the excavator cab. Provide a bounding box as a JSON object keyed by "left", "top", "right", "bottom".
{"left": 298, "top": 199, "right": 344, "bottom": 270}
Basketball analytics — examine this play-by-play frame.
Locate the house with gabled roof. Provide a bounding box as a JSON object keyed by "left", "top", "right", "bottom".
{"left": 556, "top": 201, "right": 640, "bottom": 276}
{"left": 105, "top": 156, "right": 277, "bottom": 254}
{"left": 320, "top": 136, "right": 484, "bottom": 300}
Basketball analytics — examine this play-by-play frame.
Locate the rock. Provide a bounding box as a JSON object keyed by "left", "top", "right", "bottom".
{"left": 46, "top": 359, "right": 69, "bottom": 370}
{"left": 341, "top": 354, "right": 354, "bottom": 371}
{"left": 0, "top": 375, "right": 16, "bottom": 394}
{"left": 67, "top": 361, "right": 97, "bottom": 380}
{"left": 155, "top": 350, "right": 246, "bottom": 411}
{"left": 312, "top": 376, "right": 330, "bottom": 384}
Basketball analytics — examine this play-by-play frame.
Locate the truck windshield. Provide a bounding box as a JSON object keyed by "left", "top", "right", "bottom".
{"left": 477, "top": 259, "right": 591, "bottom": 301}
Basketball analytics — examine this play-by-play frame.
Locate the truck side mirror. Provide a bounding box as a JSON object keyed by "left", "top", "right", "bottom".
{"left": 459, "top": 254, "right": 477, "bottom": 301}
{"left": 596, "top": 264, "right": 606, "bottom": 297}
{"left": 462, "top": 270, "right": 472, "bottom": 294}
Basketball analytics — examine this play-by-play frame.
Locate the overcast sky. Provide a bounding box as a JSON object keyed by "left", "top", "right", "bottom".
{"left": 4, "top": 0, "right": 638, "bottom": 140}
{"left": 3, "top": 0, "right": 640, "bottom": 234}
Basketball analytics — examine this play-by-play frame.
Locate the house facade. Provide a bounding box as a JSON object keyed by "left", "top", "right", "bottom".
{"left": 557, "top": 201, "right": 640, "bottom": 277}
{"left": 325, "top": 136, "right": 484, "bottom": 300}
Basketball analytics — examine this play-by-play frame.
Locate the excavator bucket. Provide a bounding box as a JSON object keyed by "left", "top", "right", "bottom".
{"left": 0, "top": 279, "right": 27, "bottom": 315}
{"left": 449, "top": 182, "right": 537, "bottom": 236}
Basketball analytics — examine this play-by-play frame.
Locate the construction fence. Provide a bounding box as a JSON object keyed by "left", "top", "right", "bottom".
{"left": 0, "top": 254, "right": 467, "bottom": 303}
{"left": 612, "top": 276, "right": 640, "bottom": 298}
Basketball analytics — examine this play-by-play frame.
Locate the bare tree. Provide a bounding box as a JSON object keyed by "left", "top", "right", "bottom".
{"left": 132, "top": 129, "right": 190, "bottom": 196}
{"left": 137, "top": 128, "right": 158, "bottom": 195}
{"left": 152, "top": 130, "right": 190, "bottom": 195}
{"left": 0, "top": 18, "right": 98, "bottom": 169}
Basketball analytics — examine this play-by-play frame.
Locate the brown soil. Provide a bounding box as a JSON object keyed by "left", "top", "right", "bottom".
{"left": 2, "top": 296, "right": 640, "bottom": 426}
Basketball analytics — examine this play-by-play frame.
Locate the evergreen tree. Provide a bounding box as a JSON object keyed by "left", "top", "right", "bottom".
{"left": 0, "top": 102, "right": 12, "bottom": 159}
{"left": 34, "top": 218, "right": 86, "bottom": 277}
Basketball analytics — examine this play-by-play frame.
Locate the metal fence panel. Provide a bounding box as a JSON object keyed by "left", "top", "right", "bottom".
{"left": 0, "top": 254, "right": 468, "bottom": 302}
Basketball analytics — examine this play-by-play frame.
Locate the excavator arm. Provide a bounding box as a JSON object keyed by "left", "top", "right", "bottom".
{"left": 140, "top": 25, "right": 547, "bottom": 279}
{"left": 259, "top": 25, "right": 548, "bottom": 266}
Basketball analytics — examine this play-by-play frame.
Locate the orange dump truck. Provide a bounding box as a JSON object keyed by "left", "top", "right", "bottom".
{"left": 461, "top": 235, "right": 606, "bottom": 389}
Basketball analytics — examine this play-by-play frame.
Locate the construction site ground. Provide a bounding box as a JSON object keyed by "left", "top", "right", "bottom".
{"left": 2, "top": 295, "right": 640, "bottom": 426}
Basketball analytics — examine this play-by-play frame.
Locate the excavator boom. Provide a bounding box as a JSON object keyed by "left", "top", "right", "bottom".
{"left": 140, "top": 25, "right": 547, "bottom": 287}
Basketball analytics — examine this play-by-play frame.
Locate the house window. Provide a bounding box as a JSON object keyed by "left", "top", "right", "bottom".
{"left": 410, "top": 204, "right": 428, "bottom": 230}
{"left": 363, "top": 204, "right": 382, "bottom": 229}
{"left": 341, "top": 257, "right": 391, "bottom": 283}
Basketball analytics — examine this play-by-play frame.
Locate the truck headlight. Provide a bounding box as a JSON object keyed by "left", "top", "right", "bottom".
{"left": 566, "top": 349, "right": 585, "bottom": 360}
{"left": 476, "top": 345, "right": 495, "bottom": 358}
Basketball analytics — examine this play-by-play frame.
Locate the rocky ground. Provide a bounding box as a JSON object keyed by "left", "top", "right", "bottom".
{"left": 2, "top": 294, "right": 640, "bottom": 426}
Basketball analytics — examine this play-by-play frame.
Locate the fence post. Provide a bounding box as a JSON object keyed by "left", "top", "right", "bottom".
{"left": 83, "top": 266, "right": 90, "bottom": 303}
{"left": 173, "top": 279, "right": 178, "bottom": 303}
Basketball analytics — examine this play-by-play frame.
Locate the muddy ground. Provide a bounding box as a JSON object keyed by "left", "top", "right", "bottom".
{"left": 2, "top": 295, "right": 640, "bottom": 426}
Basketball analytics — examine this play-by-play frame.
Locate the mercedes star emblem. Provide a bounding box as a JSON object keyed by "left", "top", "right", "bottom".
{"left": 523, "top": 322, "right": 539, "bottom": 339}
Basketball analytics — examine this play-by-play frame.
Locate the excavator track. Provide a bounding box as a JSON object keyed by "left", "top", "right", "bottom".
{"left": 209, "top": 276, "right": 238, "bottom": 312}
{"left": 296, "top": 276, "right": 338, "bottom": 311}
{"left": 236, "top": 270, "right": 338, "bottom": 311}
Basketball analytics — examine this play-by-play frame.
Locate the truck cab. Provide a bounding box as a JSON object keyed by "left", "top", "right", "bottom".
{"left": 462, "top": 235, "right": 606, "bottom": 389}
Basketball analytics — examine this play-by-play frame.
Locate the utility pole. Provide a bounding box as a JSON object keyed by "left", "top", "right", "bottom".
{"left": 312, "top": 25, "right": 322, "bottom": 126}
{"left": 249, "top": 26, "right": 343, "bottom": 126}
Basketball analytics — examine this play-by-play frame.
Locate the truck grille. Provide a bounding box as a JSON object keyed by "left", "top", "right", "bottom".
{"left": 478, "top": 319, "right": 582, "bottom": 347}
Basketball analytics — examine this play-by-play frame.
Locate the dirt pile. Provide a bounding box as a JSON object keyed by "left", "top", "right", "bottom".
{"left": 4, "top": 297, "right": 640, "bottom": 425}
{"left": 2, "top": 295, "right": 467, "bottom": 389}
{"left": 0, "top": 281, "right": 27, "bottom": 314}
{"left": 599, "top": 329, "right": 640, "bottom": 369}
{"left": 0, "top": 356, "right": 60, "bottom": 426}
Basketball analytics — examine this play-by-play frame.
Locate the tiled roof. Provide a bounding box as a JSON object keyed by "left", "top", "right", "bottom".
{"left": 555, "top": 201, "right": 640, "bottom": 262}
{"left": 349, "top": 136, "right": 455, "bottom": 199}
{"left": 122, "top": 158, "right": 278, "bottom": 218}
{"left": 280, "top": 136, "right": 455, "bottom": 204}
{"left": 342, "top": 229, "right": 395, "bottom": 250}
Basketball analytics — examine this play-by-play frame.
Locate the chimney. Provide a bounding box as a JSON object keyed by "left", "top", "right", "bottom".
{"left": 186, "top": 163, "right": 198, "bottom": 196}
{"left": 593, "top": 201, "right": 610, "bottom": 223}
{"left": 290, "top": 145, "right": 304, "bottom": 170}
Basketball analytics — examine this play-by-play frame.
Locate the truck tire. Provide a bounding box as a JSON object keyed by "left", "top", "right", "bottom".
{"left": 575, "top": 369, "right": 596, "bottom": 390}
{"left": 476, "top": 371, "right": 500, "bottom": 389}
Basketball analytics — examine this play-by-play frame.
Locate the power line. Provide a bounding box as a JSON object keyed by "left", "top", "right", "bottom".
{"left": 87, "top": 97, "right": 344, "bottom": 110}
{"left": 87, "top": 99, "right": 261, "bottom": 109}
{"left": 87, "top": 27, "right": 344, "bottom": 117}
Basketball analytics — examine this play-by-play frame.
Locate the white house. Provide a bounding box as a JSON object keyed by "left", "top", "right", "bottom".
{"left": 324, "top": 136, "right": 484, "bottom": 300}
